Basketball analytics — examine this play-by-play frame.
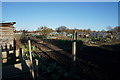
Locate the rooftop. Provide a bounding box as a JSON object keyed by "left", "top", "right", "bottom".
{"left": 0, "top": 22, "right": 16, "bottom": 27}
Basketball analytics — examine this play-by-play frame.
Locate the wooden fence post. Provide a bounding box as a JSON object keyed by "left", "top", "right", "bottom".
{"left": 0, "top": 45, "right": 2, "bottom": 80}
{"left": 71, "top": 30, "right": 77, "bottom": 77}
{"left": 10, "top": 44, "right": 12, "bottom": 50}
{"left": 1, "top": 45, "right": 3, "bottom": 52}
{"left": 28, "top": 37, "right": 35, "bottom": 79}
{"left": 19, "top": 48, "right": 24, "bottom": 65}
{"left": 13, "top": 38, "right": 16, "bottom": 62}
{"left": 5, "top": 44, "right": 9, "bottom": 63}
{"left": 72, "top": 30, "right": 77, "bottom": 62}
{"left": 5, "top": 44, "right": 7, "bottom": 51}
{"left": 19, "top": 48, "right": 23, "bottom": 60}
{"left": 13, "top": 38, "right": 16, "bottom": 57}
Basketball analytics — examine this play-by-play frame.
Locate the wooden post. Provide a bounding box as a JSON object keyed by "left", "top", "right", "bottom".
{"left": 10, "top": 44, "right": 12, "bottom": 50}
{"left": 7, "top": 44, "right": 10, "bottom": 50}
{"left": 13, "top": 38, "right": 16, "bottom": 56}
{"left": 0, "top": 45, "right": 2, "bottom": 80}
{"left": 71, "top": 30, "right": 77, "bottom": 77}
{"left": 13, "top": 38, "right": 16, "bottom": 62}
{"left": 5, "top": 44, "right": 9, "bottom": 62}
{"left": 22, "top": 47, "right": 24, "bottom": 58}
{"left": 19, "top": 48, "right": 23, "bottom": 60}
{"left": 72, "top": 31, "right": 77, "bottom": 62}
{"left": 1, "top": 45, "right": 3, "bottom": 52}
{"left": 35, "top": 59, "right": 38, "bottom": 77}
{"left": 28, "top": 37, "right": 35, "bottom": 79}
{"left": 19, "top": 48, "right": 25, "bottom": 66}
{"left": 5, "top": 44, "right": 7, "bottom": 51}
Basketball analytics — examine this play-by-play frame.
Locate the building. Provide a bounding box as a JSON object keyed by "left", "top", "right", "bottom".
{"left": 0, "top": 22, "right": 16, "bottom": 46}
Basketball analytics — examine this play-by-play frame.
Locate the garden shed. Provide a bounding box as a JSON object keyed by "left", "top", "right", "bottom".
{"left": 0, "top": 22, "right": 16, "bottom": 46}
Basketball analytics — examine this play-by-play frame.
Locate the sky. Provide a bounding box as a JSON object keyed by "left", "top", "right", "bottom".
{"left": 1, "top": 0, "right": 120, "bottom": 2}
{"left": 2, "top": 2, "right": 118, "bottom": 31}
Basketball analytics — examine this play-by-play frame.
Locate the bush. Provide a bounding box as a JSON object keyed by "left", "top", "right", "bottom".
{"left": 34, "top": 35, "right": 46, "bottom": 38}
{"left": 21, "top": 44, "right": 39, "bottom": 60}
{"left": 90, "top": 37, "right": 111, "bottom": 42}
{"left": 76, "top": 40, "right": 84, "bottom": 46}
{"left": 38, "top": 56, "right": 80, "bottom": 80}
{"left": 57, "top": 40, "right": 83, "bottom": 44}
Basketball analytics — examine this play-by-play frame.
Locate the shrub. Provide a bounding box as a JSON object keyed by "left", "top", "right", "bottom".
{"left": 34, "top": 35, "right": 46, "bottom": 38}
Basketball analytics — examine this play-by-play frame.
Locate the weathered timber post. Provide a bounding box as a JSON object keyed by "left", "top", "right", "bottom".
{"left": 13, "top": 38, "right": 16, "bottom": 61}
{"left": 72, "top": 30, "right": 77, "bottom": 62}
{"left": 35, "top": 59, "right": 38, "bottom": 78}
{"left": 19, "top": 48, "right": 23, "bottom": 61}
{"left": 7, "top": 44, "right": 10, "bottom": 50}
{"left": 2, "top": 45, "right": 7, "bottom": 63}
{"left": 5, "top": 44, "right": 9, "bottom": 63}
{"left": 28, "top": 37, "right": 35, "bottom": 79}
{"left": 71, "top": 30, "right": 77, "bottom": 77}
{"left": 21, "top": 47, "right": 24, "bottom": 58}
{"left": 9, "top": 44, "right": 12, "bottom": 50}
{"left": 5, "top": 44, "right": 7, "bottom": 51}
{"left": 1, "top": 45, "right": 3, "bottom": 52}
{"left": 0, "top": 45, "right": 2, "bottom": 79}
{"left": 19, "top": 48, "right": 25, "bottom": 70}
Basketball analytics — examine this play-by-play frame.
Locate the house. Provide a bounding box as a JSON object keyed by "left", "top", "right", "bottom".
{"left": 0, "top": 22, "right": 16, "bottom": 46}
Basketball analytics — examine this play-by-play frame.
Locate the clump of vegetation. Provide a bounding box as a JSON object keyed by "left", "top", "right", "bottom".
{"left": 90, "top": 37, "right": 111, "bottom": 42}
{"left": 21, "top": 43, "right": 81, "bottom": 80}
{"left": 37, "top": 56, "right": 80, "bottom": 80}
{"left": 56, "top": 39, "right": 83, "bottom": 46}
{"left": 21, "top": 43, "right": 39, "bottom": 60}
{"left": 34, "top": 35, "right": 46, "bottom": 39}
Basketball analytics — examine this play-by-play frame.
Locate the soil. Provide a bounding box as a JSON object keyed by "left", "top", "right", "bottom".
{"left": 5, "top": 34, "right": 120, "bottom": 80}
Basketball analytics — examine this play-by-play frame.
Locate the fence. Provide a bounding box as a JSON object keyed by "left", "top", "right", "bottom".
{"left": 1, "top": 31, "right": 78, "bottom": 79}
{"left": 1, "top": 39, "right": 18, "bottom": 64}
{"left": 1, "top": 39, "right": 38, "bottom": 79}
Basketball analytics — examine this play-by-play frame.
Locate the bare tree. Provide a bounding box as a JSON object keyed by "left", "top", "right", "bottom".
{"left": 107, "top": 26, "right": 113, "bottom": 31}
{"left": 37, "top": 26, "right": 53, "bottom": 36}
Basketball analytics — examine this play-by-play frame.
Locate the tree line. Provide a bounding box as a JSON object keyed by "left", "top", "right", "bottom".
{"left": 15, "top": 26, "right": 120, "bottom": 37}
{"left": 35, "top": 26, "right": 120, "bottom": 36}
